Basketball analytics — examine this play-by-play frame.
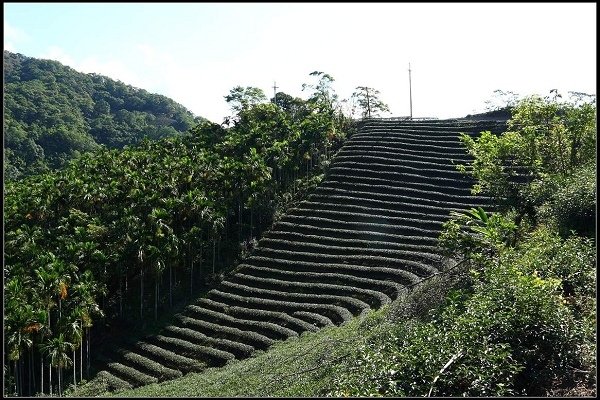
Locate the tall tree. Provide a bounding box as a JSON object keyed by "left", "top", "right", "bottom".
{"left": 351, "top": 86, "right": 390, "bottom": 118}
{"left": 224, "top": 86, "right": 267, "bottom": 115}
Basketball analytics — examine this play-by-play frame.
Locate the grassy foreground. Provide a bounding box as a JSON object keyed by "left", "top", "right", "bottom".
{"left": 70, "top": 224, "right": 597, "bottom": 398}
{"left": 71, "top": 303, "right": 393, "bottom": 397}
{"left": 69, "top": 271, "right": 464, "bottom": 397}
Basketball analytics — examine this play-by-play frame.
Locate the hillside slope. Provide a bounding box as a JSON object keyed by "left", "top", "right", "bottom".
{"left": 3, "top": 50, "right": 204, "bottom": 179}
{"left": 78, "top": 118, "right": 506, "bottom": 393}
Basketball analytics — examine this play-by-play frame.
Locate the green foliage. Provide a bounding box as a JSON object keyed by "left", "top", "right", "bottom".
{"left": 3, "top": 50, "right": 202, "bottom": 180}
{"left": 537, "top": 162, "right": 596, "bottom": 238}
{"left": 65, "top": 96, "right": 594, "bottom": 398}
{"left": 351, "top": 86, "right": 390, "bottom": 118}
{"left": 439, "top": 207, "right": 519, "bottom": 261}
{"left": 69, "top": 222, "right": 596, "bottom": 397}
{"left": 302, "top": 71, "right": 338, "bottom": 114}
{"left": 459, "top": 92, "right": 596, "bottom": 222}
{"left": 224, "top": 86, "right": 267, "bottom": 115}
{"left": 334, "top": 92, "right": 596, "bottom": 396}
{"left": 442, "top": 92, "right": 597, "bottom": 394}
{"left": 502, "top": 227, "right": 596, "bottom": 300}
{"left": 329, "top": 225, "right": 592, "bottom": 397}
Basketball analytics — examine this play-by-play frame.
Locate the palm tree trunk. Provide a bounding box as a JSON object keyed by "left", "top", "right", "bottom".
{"left": 58, "top": 366, "right": 62, "bottom": 397}
{"left": 190, "top": 258, "right": 194, "bottom": 297}
{"left": 80, "top": 335, "right": 83, "bottom": 383}
{"left": 154, "top": 279, "right": 158, "bottom": 321}
{"left": 7, "top": 359, "right": 11, "bottom": 394}
{"left": 49, "top": 363, "right": 52, "bottom": 396}
{"left": 140, "top": 268, "right": 144, "bottom": 320}
{"left": 169, "top": 265, "right": 172, "bottom": 308}
{"left": 250, "top": 209, "right": 254, "bottom": 240}
{"left": 30, "top": 348, "right": 35, "bottom": 395}
{"left": 125, "top": 274, "right": 129, "bottom": 316}
{"left": 119, "top": 275, "right": 123, "bottom": 317}
{"left": 21, "top": 358, "right": 25, "bottom": 396}
{"left": 21, "top": 358, "right": 24, "bottom": 396}
{"left": 238, "top": 199, "right": 242, "bottom": 241}
{"left": 86, "top": 327, "right": 90, "bottom": 378}
{"left": 212, "top": 240, "right": 216, "bottom": 274}
{"left": 41, "top": 357, "right": 44, "bottom": 395}
{"left": 73, "top": 349, "right": 76, "bottom": 388}
{"left": 14, "top": 360, "right": 19, "bottom": 396}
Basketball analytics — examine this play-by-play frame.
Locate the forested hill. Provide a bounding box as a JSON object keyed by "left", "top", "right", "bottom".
{"left": 3, "top": 50, "right": 206, "bottom": 179}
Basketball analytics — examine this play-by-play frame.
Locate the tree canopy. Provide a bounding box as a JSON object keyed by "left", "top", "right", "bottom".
{"left": 351, "top": 86, "right": 390, "bottom": 118}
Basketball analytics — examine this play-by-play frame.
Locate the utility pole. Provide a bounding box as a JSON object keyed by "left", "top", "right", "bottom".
{"left": 408, "top": 63, "right": 413, "bottom": 120}
{"left": 273, "top": 81, "right": 279, "bottom": 104}
{"left": 365, "top": 87, "right": 371, "bottom": 118}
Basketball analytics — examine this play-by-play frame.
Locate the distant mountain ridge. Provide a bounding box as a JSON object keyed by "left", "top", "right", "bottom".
{"left": 3, "top": 50, "right": 206, "bottom": 179}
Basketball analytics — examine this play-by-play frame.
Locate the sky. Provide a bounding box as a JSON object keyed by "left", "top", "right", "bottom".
{"left": 4, "top": 2, "right": 597, "bottom": 123}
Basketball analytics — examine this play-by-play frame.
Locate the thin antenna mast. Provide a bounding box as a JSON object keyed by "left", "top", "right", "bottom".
{"left": 408, "top": 63, "right": 413, "bottom": 119}
{"left": 273, "top": 81, "right": 279, "bottom": 104}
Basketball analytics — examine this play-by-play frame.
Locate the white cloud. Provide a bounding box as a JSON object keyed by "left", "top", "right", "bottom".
{"left": 37, "top": 43, "right": 222, "bottom": 121}
{"left": 40, "top": 46, "right": 77, "bottom": 66}
{"left": 132, "top": 43, "right": 240, "bottom": 122}
{"left": 77, "top": 56, "right": 148, "bottom": 88}
{"left": 39, "top": 45, "right": 153, "bottom": 95}
{"left": 4, "top": 21, "right": 27, "bottom": 52}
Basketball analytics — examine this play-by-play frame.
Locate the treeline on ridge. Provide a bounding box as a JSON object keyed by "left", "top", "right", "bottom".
{"left": 3, "top": 50, "right": 204, "bottom": 180}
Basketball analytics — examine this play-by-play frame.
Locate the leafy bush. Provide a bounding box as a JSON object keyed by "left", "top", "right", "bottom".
{"left": 459, "top": 93, "right": 596, "bottom": 223}
{"left": 499, "top": 227, "right": 597, "bottom": 390}
{"left": 538, "top": 162, "right": 596, "bottom": 238}
{"left": 329, "top": 221, "right": 594, "bottom": 396}
{"left": 438, "top": 207, "right": 519, "bottom": 262}
{"left": 502, "top": 226, "right": 596, "bottom": 299}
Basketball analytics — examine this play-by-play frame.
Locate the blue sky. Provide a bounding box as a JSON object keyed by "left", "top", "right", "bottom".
{"left": 4, "top": 2, "right": 597, "bottom": 123}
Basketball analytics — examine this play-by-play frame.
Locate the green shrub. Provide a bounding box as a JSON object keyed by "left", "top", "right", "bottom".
{"left": 457, "top": 264, "right": 576, "bottom": 395}
{"left": 502, "top": 226, "right": 596, "bottom": 299}
{"left": 438, "top": 207, "right": 519, "bottom": 261}
{"left": 328, "top": 223, "right": 592, "bottom": 397}
{"left": 539, "top": 163, "right": 596, "bottom": 238}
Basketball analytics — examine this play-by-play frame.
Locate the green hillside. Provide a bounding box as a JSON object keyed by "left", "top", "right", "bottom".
{"left": 79, "top": 97, "right": 595, "bottom": 397}
{"left": 3, "top": 50, "right": 205, "bottom": 179}
{"left": 4, "top": 84, "right": 595, "bottom": 397}
{"left": 68, "top": 118, "right": 507, "bottom": 394}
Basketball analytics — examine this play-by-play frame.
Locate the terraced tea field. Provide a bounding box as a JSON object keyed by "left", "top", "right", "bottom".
{"left": 90, "top": 118, "right": 507, "bottom": 392}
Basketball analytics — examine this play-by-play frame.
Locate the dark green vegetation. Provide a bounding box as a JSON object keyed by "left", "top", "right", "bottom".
{"left": 4, "top": 71, "right": 350, "bottom": 396}
{"left": 3, "top": 50, "right": 203, "bottom": 180}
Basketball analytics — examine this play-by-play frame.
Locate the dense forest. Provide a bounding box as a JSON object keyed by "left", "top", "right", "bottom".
{"left": 4, "top": 70, "right": 358, "bottom": 396}
{"left": 3, "top": 50, "right": 204, "bottom": 179}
